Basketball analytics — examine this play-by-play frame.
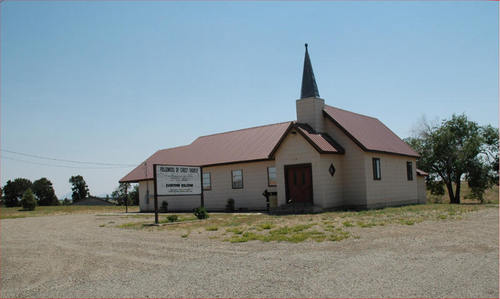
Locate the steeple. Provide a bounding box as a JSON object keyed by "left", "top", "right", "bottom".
{"left": 300, "top": 43, "right": 320, "bottom": 99}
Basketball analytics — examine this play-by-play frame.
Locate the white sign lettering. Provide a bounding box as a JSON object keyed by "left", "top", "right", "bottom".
{"left": 155, "top": 165, "right": 202, "bottom": 195}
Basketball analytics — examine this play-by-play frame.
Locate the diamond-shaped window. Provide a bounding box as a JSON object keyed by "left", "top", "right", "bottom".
{"left": 329, "top": 163, "right": 336, "bottom": 177}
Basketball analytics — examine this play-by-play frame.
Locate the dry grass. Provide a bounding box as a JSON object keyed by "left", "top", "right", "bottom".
{"left": 0, "top": 205, "right": 138, "bottom": 219}
{"left": 427, "top": 183, "right": 499, "bottom": 204}
{"left": 116, "top": 201, "right": 495, "bottom": 243}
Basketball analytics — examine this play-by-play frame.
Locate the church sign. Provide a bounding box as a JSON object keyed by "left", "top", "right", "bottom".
{"left": 154, "top": 165, "right": 202, "bottom": 196}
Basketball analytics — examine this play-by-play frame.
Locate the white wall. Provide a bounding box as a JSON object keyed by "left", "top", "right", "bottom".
{"left": 274, "top": 130, "right": 343, "bottom": 209}
{"left": 203, "top": 161, "right": 276, "bottom": 211}
{"left": 324, "top": 119, "right": 367, "bottom": 207}
{"left": 364, "top": 153, "right": 419, "bottom": 208}
{"left": 296, "top": 97, "right": 325, "bottom": 132}
{"left": 137, "top": 160, "right": 276, "bottom": 212}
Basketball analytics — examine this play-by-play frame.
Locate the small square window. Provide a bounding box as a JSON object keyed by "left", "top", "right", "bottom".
{"left": 203, "top": 172, "right": 211, "bottom": 190}
{"left": 232, "top": 170, "right": 243, "bottom": 189}
{"left": 407, "top": 162, "right": 413, "bottom": 181}
{"left": 267, "top": 167, "right": 277, "bottom": 186}
{"left": 373, "top": 158, "right": 381, "bottom": 180}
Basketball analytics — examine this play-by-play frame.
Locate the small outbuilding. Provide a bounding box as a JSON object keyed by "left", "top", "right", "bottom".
{"left": 120, "top": 45, "right": 426, "bottom": 212}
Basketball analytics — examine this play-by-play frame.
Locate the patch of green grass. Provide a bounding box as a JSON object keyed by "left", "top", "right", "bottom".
{"left": 438, "top": 214, "right": 448, "bottom": 220}
{"left": 226, "top": 227, "right": 244, "bottom": 234}
{"left": 257, "top": 223, "right": 274, "bottom": 230}
{"left": 206, "top": 225, "right": 218, "bottom": 231}
{"left": 357, "top": 221, "right": 377, "bottom": 228}
{"left": 342, "top": 221, "right": 353, "bottom": 227}
{"left": 99, "top": 224, "right": 106, "bottom": 227}
{"left": 400, "top": 219, "right": 415, "bottom": 225}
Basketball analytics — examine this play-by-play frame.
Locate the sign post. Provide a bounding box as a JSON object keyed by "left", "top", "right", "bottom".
{"left": 200, "top": 168, "right": 205, "bottom": 207}
{"left": 153, "top": 164, "right": 202, "bottom": 225}
{"left": 153, "top": 164, "right": 159, "bottom": 224}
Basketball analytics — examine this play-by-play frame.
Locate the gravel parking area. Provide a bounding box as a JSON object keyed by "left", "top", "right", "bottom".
{"left": 1, "top": 207, "right": 498, "bottom": 298}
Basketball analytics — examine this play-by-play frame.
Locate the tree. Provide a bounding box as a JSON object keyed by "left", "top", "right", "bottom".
{"left": 111, "top": 183, "right": 130, "bottom": 206}
{"left": 69, "top": 175, "right": 89, "bottom": 202}
{"left": 129, "top": 185, "right": 139, "bottom": 205}
{"left": 2, "top": 178, "right": 32, "bottom": 207}
{"left": 20, "top": 188, "right": 36, "bottom": 211}
{"left": 406, "top": 114, "right": 498, "bottom": 204}
{"left": 32, "top": 178, "right": 59, "bottom": 206}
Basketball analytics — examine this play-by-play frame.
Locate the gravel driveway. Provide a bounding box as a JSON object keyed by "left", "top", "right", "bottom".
{"left": 1, "top": 207, "right": 498, "bottom": 298}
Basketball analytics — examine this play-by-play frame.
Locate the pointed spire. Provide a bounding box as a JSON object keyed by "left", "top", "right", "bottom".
{"left": 301, "top": 43, "right": 320, "bottom": 99}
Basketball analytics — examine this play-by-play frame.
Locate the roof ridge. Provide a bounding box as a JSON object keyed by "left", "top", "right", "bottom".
{"left": 195, "top": 121, "right": 293, "bottom": 139}
{"left": 324, "top": 104, "right": 378, "bottom": 120}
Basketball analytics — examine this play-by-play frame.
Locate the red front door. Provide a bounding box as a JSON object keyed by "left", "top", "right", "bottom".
{"left": 285, "top": 164, "right": 313, "bottom": 204}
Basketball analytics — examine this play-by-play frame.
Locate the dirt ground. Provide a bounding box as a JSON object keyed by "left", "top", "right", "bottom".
{"left": 1, "top": 207, "right": 498, "bottom": 298}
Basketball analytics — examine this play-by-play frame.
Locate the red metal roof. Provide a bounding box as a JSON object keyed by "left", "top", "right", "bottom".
{"left": 323, "top": 105, "right": 419, "bottom": 157}
{"left": 120, "top": 122, "right": 293, "bottom": 182}
{"left": 296, "top": 124, "right": 344, "bottom": 154}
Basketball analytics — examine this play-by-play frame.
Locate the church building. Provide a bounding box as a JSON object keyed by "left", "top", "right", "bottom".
{"left": 120, "top": 45, "right": 427, "bottom": 212}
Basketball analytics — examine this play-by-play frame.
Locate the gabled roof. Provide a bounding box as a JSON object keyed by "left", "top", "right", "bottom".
{"left": 120, "top": 122, "right": 294, "bottom": 183}
{"left": 323, "top": 105, "right": 419, "bottom": 158}
{"left": 119, "top": 121, "right": 346, "bottom": 183}
{"left": 295, "top": 124, "right": 344, "bottom": 154}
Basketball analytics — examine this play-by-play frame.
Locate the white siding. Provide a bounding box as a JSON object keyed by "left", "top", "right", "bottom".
{"left": 324, "top": 120, "right": 367, "bottom": 207}
{"left": 203, "top": 161, "right": 276, "bottom": 211}
{"left": 138, "top": 161, "right": 275, "bottom": 212}
{"left": 364, "top": 153, "right": 419, "bottom": 208}
{"left": 274, "top": 130, "right": 343, "bottom": 209}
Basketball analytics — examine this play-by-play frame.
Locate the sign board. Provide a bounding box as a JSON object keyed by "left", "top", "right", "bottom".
{"left": 154, "top": 165, "right": 202, "bottom": 196}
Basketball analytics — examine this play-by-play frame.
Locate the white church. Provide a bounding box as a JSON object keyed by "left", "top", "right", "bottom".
{"left": 120, "top": 44, "right": 427, "bottom": 212}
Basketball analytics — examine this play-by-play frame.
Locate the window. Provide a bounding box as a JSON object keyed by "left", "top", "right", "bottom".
{"left": 372, "top": 158, "right": 381, "bottom": 180}
{"left": 202, "top": 172, "right": 211, "bottom": 190}
{"left": 267, "top": 167, "right": 277, "bottom": 186}
{"left": 406, "top": 162, "right": 413, "bottom": 181}
{"left": 232, "top": 170, "right": 243, "bottom": 189}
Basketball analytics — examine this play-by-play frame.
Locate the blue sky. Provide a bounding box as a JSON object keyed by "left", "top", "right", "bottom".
{"left": 1, "top": 1, "right": 498, "bottom": 198}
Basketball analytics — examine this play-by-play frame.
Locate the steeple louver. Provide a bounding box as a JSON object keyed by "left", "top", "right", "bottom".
{"left": 300, "top": 43, "right": 320, "bottom": 99}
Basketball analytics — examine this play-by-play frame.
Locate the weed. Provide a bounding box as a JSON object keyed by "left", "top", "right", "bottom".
{"left": 206, "top": 226, "right": 218, "bottom": 231}
{"left": 357, "top": 221, "right": 376, "bottom": 228}
{"left": 226, "top": 227, "right": 244, "bottom": 235}
{"left": 342, "top": 221, "right": 353, "bottom": 227}
{"left": 257, "top": 223, "right": 274, "bottom": 230}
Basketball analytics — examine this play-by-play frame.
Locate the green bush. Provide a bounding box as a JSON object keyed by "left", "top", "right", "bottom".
{"left": 194, "top": 207, "right": 209, "bottom": 219}
{"left": 20, "top": 189, "right": 36, "bottom": 211}
{"left": 225, "top": 198, "right": 235, "bottom": 212}
{"left": 167, "top": 215, "right": 178, "bottom": 222}
{"left": 160, "top": 201, "right": 168, "bottom": 213}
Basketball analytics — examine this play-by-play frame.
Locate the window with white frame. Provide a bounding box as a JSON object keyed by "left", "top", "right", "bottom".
{"left": 203, "top": 172, "right": 211, "bottom": 190}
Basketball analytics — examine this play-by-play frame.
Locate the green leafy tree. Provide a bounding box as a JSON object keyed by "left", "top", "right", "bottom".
{"left": 405, "top": 114, "right": 498, "bottom": 204}
{"left": 32, "top": 178, "right": 59, "bottom": 206}
{"left": 2, "top": 178, "right": 32, "bottom": 207}
{"left": 69, "top": 175, "right": 89, "bottom": 202}
{"left": 111, "top": 183, "right": 130, "bottom": 206}
{"left": 20, "top": 188, "right": 36, "bottom": 211}
{"left": 128, "top": 185, "right": 139, "bottom": 205}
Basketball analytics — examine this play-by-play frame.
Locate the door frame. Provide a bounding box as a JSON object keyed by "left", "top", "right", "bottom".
{"left": 284, "top": 163, "right": 314, "bottom": 205}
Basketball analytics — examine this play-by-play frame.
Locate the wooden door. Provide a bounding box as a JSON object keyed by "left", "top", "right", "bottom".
{"left": 285, "top": 164, "right": 313, "bottom": 204}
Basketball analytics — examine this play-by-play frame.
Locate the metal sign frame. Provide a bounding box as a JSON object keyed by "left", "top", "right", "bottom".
{"left": 152, "top": 164, "right": 204, "bottom": 224}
